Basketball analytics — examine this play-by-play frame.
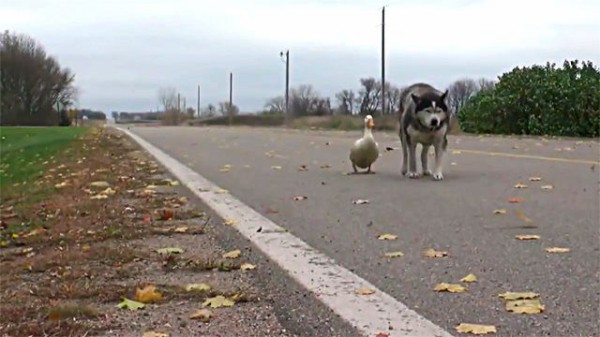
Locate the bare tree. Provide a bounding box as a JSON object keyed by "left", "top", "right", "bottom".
{"left": 446, "top": 78, "right": 478, "bottom": 115}
{"left": 334, "top": 89, "right": 355, "bottom": 115}
{"left": 218, "top": 101, "right": 239, "bottom": 116}
{"left": 356, "top": 78, "right": 382, "bottom": 115}
{"left": 385, "top": 84, "right": 402, "bottom": 115}
{"left": 289, "top": 84, "right": 321, "bottom": 116}
{"left": 185, "top": 107, "right": 195, "bottom": 119}
{"left": 158, "top": 87, "right": 178, "bottom": 112}
{"left": 1, "top": 30, "right": 78, "bottom": 126}
{"left": 264, "top": 96, "right": 285, "bottom": 114}
{"left": 477, "top": 78, "right": 496, "bottom": 92}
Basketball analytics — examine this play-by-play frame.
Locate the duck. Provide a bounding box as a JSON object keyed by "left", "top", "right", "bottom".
{"left": 349, "top": 114, "right": 379, "bottom": 174}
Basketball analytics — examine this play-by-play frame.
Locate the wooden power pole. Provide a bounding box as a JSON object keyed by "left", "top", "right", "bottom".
{"left": 381, "top": 6, "right": 386, "bottom": 116}
{"left": 228, "top": 72, "right": 233, "bottom": 126}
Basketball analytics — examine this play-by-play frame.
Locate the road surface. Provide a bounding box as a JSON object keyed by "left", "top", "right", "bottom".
{"left": 127, "top": 125, "right": 599, "bottom": 337}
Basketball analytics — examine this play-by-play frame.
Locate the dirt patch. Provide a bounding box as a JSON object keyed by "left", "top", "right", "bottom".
{"left": 0, "top": 127, "right": 292, "bottom": 337}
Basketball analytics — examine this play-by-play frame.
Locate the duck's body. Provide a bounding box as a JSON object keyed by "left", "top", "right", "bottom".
{"left": 349, "top": 115, "right": 379, "bottom": 174}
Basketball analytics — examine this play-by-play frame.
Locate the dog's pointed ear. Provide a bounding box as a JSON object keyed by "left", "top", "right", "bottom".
{"left": 440, "top": 90, "right": 448, "bottom": 102}
{"left": 410, "top": 93, "right": 421, "bottom": 104}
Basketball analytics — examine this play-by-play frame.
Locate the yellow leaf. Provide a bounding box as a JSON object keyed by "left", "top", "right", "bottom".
{"left": 455, "top": 323, "right": 497, "bottom": 335}
{"left": 514, "top": 183, "right": 528, "bottom": 189}
{"left": 377, "top": 233, "right": 397, "bottom": 240}
{"left": 541, "top": 185, "right": 554, "bottom": 190}
{"left": 202, "top": 295, "right": 235, "bottom": 308}
{"left": 423, "top": 248, "right": 448, "bottom": 258}
{"left": 222, "top": 249, "right": 241, "bottom": 259}
{"left": 460, "top": 273, "right": 478, "bottom": 283}
{"left": 497, "top": 291, "right": 539, "bottom": 300}
{"left": 354, "top": 287, "right": 375, "bottom": 295}
{"left": 384, "top": 251, "right": 404, "bottom": 258}
{"left": 81, "top": 244, "right": 91, "bottom": 252}
{"left": 493, "top": 209, "right": 507, "bottom": 215}
{"left": 505, "top": 298, "right": 545, "bottom": 314}
{"left": 174, "top": 226, "right": 188, "bottom": 233}
{"left": 433, "top": 283, "right": 467, "bottom": 293}
{"left": 184, "top": 283, "right": 211, "bottom": 292}
{"left": 528, "top": 177, "right": 542, "bottom": 181}
{"left": 135, "top": 285, "right": 163, "bottom": 303}
{"left": 515, "top": 234, "right": 540, "bottom": 240}
{"left": 142, "top": 332, "right": 169, "bottom": 337}
{"left": 240, "top": 263, "right": 256, "bottom": 270}
{"left": 189, "top": 308, "right": 212, "bottom": 322}
{"left": 545, "top": 247, "right": 570, "bottom": 253}
{"left": 90, "top": 194, "right": 108, "bottom": 200}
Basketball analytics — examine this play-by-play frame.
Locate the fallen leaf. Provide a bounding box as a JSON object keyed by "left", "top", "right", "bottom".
{"left": 460, "top": 273, "right": 478, "bottom": 283}
{"left": 505, "top": 298, "right": 545, "bottom": 314}
{"left": 214, "top": 188, "right": 229, "bottom": 194}
{"left": 515, "top": 234, "right": 540, "bottom": 240}
{"left": 116, "top": 298, "right": 145, "bottom": 311}
{"left": 352, "top": 199, "right": 370, "bottom": 205}
{"left": 514, "top": 183, "right": 528, "bottom": 189}
{"left": 54, "top": 181, "right": 69, "bottom": 188}
{"left": 156, "top": 247, "right": 183, "bottom": 255}
{"left": 90, "top": 194, "right": 108, "bottom": 200}
{"left": 222, "top": 249, "right": 241, "bottom": 259}
{"left": 223, "top": 218, "right": 238, "bottom": 226}
{"left": 320, "top": 164, "right": 331, "bottom": 169}
{"left": 423, "top": 248, "right": 448, "bottom": 258}
{"left": 493, "top": 209, "right": 507, "bottom": 215}
{"left": 298, "top": 165, "right": 309, "bottom": 171}
{"left": 135, "top": 285, "right": 163, "bottom": 303}
{"left": 24, "top": 227, "right": 46, "bottom": 237}
{"left": 163, "top": 179, "right": 179, "bottom": 186}
{"left": 240, "top": 263, "right": 256, "bottom": 270}
{"left": 529, "top": 177, "right": 542, "bottom": 181}
{"left": 142, "top": 332, "right": 169, "bottom": 337}
{"left": 271, "top": 165, "right": 282, "bottom": 170}
{"left": 515, "top": 210, "right": 534, "bottom": 225}
{"left": 507, "top": 197, "right": 524, "bottom": 203}
{"left": 498, "top": 291, "right": 539, "bottom": 300}
{"left": 545, "top": 247, "right": 570, "bottom": 253}
{"left": 434, "top": 282, "right": 467, "bottom": 293}
{"left": 541, "top": 185, "right": 554, "bottom": 190}
{"left": 202, "top": 295, "right": 234, "bottom": 308}
{"left": 377, "top": 233, "right": 398, "bottom": 240}
{"left": 158, "top": 209, "right": 174, "bottom": 221}
{"left": 90, "top": 181, "right": 110, "bottom": 188}
{"left": 174, "top": 226, "right": 188, "bottom": 233}
{"left": 455, "top": 323, "right": 497, "bottom": 335}
{"left": 354, "top": 287, "right": 375, "bottom": 295}
{"left": 384, "top": 251, "right": 404, "bottom": 258}
{"left": 293, "top": 195, "right": 307, "bottom": 201}
{"left": 189, "top": 308, "right": 212, "bottom": 322}
{"left": 185, "top": 283, "right": 211, "bottom": 292}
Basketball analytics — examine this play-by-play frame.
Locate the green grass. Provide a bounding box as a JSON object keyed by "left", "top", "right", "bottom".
{"left": 0, "top": 127, "right": 89, "bottom": 190}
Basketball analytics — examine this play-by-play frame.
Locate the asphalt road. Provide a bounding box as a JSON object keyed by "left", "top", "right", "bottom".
{"left": 128, "top": 125, "right": 599, "bottom": 337}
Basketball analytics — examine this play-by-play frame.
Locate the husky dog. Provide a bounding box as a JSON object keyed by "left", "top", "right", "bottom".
{"left": 398, "top": 83, "right": 450, "bottom": 181}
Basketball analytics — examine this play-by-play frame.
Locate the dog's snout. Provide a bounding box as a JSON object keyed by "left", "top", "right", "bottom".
{"left": 430, "top": 118, "right": 438, "bottom": 126}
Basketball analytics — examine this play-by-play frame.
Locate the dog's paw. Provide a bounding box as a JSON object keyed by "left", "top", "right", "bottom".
{"left": 401, "top": 166, "right": 408, "bottom": 176}
{"left": 407, "top": 171, "right": 420, "bottom": 179}
{"left": 422, "top": 170, "right": 432, "bottom": 176}
{"left": 432, "top": 172, "right": 444, "bottom": 181}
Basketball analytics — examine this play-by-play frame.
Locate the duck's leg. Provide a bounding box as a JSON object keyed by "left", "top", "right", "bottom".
{"left": 366, "top": 165, "right": 375, "bottom": 174}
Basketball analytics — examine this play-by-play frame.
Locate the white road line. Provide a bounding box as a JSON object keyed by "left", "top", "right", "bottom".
{"left": 118, "top": 127, "right": 455, "bottom": 337}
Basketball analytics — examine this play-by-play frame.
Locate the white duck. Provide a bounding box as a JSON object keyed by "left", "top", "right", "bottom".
{"left": 349, "top": 115, "right": 379, "bottom": 174}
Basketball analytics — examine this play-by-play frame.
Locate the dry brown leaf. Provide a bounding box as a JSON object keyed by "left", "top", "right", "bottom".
{"left": 460, "top": 273, "right": 478, "bottom": 283}
{"left": 189, "top": 308, "right": 212, "bottom": 322}
{"left": 529, "top": 177, "right": 542, "bottom": 181}
{"left": 158, "top": 209, "right": 174, "bottom": 221}
{"left": 505, "top": 298, "right": 545, "bottom": 314}
{"left": 455, "top": 323, "right": 497, "bottom": 335}
{"left": 174, "top": 226, "right": 188, "bottom": 233}
{"left": 240, "top": 263, "right": 256, "bottom": 270}
{"left": 541, "top": 185, "right": 554, "bottom": 190}
{"left": 222, "top": 249, "right": 241, "bottom": 259}
{"left": 384, "top": 251, "right": 404, "bottom": 258}
{"left": 515, "top": 234, "right": 540, "bottom": 240}
{"left": 433, "top": 283, "right": 467, "bottom": 293}
{"left": 423, "top": 248, "right": 448, "bottom": 258}
{"left": 135, "top": 285, "right": 163, "bottom": 303}
{"left": 202, "top": 295, "right": 235, "bottom": 308}
{"left": 514, "top": 183, "right": 528, "bottom": 189}
{"left": 24, "top": 227, "right": 46, "bottom": 237}
{"left": 377, "top": 233, "right": 398, "bottom": 240}
{"left": 354, "top": 287, "right": 375, "bottom": 295}
{"left": 493, "top": 209, "right": 507, "bottom": 215}
{"left": 545, "top": 247, "right": 570, "bottom": 253}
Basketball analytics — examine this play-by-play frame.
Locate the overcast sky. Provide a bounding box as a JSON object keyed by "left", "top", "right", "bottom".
{"left": 2, "top": 0, "right": 599, "bottom": 113}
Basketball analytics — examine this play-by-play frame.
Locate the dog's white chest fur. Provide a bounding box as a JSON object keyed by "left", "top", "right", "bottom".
{"left": 406, "top": 124, "right": 446, "bottom": 145}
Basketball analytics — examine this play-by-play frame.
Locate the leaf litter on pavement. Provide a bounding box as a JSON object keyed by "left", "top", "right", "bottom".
{"left": 433, "top": 283, "right": 467, "bottom": 293}
{"left": 498, "top": 291, "right": 544, "bottom": 314}
{"left": 455, "top": 323, "right": 497, "bottom": 335}
{"left": 422, "top": 248, "right": 448, "bottom": 258}
{"left": 377, "top": 233, "right": 397, "bottom": 240}
{"left": 135, "top": 285, "right": 163, "bottom": 303}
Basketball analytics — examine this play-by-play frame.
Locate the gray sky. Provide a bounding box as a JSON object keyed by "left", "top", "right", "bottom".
{"left": 2, "top": 0, "right": 599, "bottom": 113}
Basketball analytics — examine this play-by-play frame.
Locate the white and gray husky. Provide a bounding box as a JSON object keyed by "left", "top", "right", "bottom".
{"left": 398, "top": 83, "right": 451, "bottom": 181}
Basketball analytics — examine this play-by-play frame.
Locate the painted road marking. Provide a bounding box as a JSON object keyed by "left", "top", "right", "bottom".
{"left": 452, "top": 148, "right": 599, "bottom": 165}
{"left": 118, "top": 127, "right": 454, "bottom": 337}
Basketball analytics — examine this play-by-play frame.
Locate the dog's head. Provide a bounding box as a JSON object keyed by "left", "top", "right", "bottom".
{"left": 410, "top": 90, "right": 449, "bottom": 130}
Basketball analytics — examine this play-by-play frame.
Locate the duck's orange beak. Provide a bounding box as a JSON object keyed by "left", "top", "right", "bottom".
{"left": 367, "top": 119, "right": 375, "bottom": 128}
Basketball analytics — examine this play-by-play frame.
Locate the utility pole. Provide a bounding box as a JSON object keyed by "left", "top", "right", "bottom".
{"left": 280, "top": 50, "right": 290, "bottom": 124}
{"left": 228, "top": 72, "right": 233, "bottom": 126}
{"left": 381, "top": 6, "right": 386, "bottom": 116}
{"left": 197, "top": 85, "right": 201, "bottom": 118}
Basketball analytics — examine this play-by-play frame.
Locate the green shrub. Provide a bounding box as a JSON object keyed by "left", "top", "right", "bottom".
{"left": 459, "top": 59, "right": 600, "bottom": 137}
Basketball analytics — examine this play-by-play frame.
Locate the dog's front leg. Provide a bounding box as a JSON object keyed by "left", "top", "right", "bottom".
{"left": 400, "top": 132, "right": 408, "bottom": 176}
{"left": 432, "top": 140, "right": 445, "bottom": 181}
{"left": 407, "top": 141, "right": 419, "bottom": 178}
{"left": 421, "top": 145, "right": 431, "bottom": 176}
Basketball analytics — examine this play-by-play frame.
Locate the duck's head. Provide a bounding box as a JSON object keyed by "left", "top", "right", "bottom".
{"left": 364, "top": 115, "right": 375, "bottom": 129}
